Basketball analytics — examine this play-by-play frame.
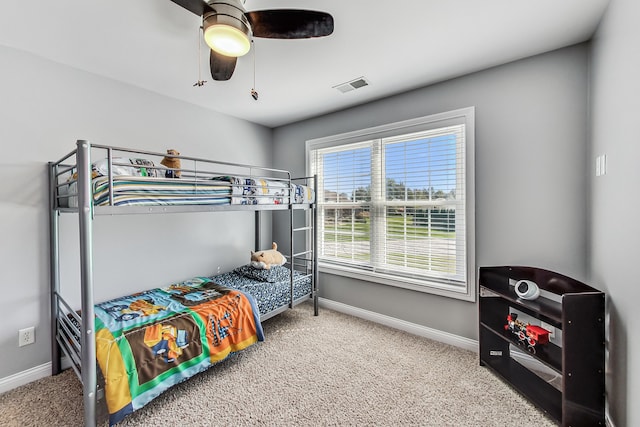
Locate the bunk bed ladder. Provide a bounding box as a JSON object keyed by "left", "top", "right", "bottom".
{"left": 255, "top": 174, "right": 317, "bottom": 315}
{"left": 290, "top": 175, "right": 318, "bottom": 315}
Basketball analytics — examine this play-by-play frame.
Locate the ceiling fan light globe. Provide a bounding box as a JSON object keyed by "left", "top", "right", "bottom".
{"left": 204, "top": 24, "right": 251, "bottom": 57}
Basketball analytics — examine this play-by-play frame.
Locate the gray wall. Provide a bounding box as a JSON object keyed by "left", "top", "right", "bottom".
{"left": 0, "top": 46, "right": 272, "bottom": 379}
{"left": 590, "top": 0, "right": 640, "bottom": 425}
{"left": 273, "top": 45, "right": 590, "bottom": 341}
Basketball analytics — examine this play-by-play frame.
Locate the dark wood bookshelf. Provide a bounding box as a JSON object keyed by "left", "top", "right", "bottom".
{"left": 478, "top": 266, "right": 605, "bottom": 426}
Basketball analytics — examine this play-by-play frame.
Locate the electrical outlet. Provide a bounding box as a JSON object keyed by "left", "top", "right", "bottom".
{"left": 18, "top": 327, "right": 35, "bottom": 347}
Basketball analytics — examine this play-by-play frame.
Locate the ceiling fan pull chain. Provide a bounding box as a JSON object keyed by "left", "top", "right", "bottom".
{"left": 251, "top": 40, "right": 258, "bottom": 100}
{"left": 194, "top": 25, "right": 207, "bottom": 87}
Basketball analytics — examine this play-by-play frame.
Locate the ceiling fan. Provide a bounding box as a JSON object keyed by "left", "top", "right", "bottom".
{"left": 169, "top": 0, "right": 334, "bottom": 81}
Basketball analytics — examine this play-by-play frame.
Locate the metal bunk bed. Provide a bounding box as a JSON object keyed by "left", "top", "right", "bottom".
{"left": 48, "top": 140, "right": 318, "bottom": 426}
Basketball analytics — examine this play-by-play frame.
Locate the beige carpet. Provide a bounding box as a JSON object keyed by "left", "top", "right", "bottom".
{"left": 0, "top": 303, "right": 556, "bottom": 426}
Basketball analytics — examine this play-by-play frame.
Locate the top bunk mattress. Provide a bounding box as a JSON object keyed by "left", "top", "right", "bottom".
{"left": 59, "top": 176, "right": 233, "bottom": 208}
{"left": 56, "top": 163, "right": 315, "bottom": 209}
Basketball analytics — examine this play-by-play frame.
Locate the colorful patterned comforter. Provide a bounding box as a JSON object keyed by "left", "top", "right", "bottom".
{"left": 93, "top": 277, "right": 263, "bottom": 425}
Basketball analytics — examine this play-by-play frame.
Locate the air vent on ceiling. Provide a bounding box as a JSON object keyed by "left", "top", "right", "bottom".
{"left": 333, "top": 76, "right": 370, "bottom": 93}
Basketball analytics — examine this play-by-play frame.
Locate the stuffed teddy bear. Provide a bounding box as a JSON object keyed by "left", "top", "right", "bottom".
{"left": 160, "top": 149, "right": 181, "bottom": 178}
{"left": 250, "top": 242, "right": 286, "bottom": 270}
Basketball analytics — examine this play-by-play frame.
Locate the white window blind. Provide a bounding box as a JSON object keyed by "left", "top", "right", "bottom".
{"left": 308, "top": 108, "right": 475, "bottom": 300}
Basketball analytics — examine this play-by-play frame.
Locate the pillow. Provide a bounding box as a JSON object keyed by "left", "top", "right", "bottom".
{"left": 233, "top": 264, "right": 290, "bottom": 283}
{"left": 92, "top": 157, "right": 161, "bottom": 178}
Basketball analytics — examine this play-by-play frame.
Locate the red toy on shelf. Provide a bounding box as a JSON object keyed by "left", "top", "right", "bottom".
{"left": 504, "top": 313, "right": 550, "bottom": 354}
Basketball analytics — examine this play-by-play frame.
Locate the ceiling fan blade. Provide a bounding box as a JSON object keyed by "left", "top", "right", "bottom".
{"left": 210, "top": 50, "right": 237, "bottom": 81}
{"left": 246, "top": 10, "right": 334, "bottom": 39}
{"left": 169, "top": 0, "right": 213, "bottom": 16}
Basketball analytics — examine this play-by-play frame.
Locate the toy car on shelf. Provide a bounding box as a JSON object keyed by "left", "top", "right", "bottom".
{"left": 504, "top": 313, "right": 550, "bottom": 354}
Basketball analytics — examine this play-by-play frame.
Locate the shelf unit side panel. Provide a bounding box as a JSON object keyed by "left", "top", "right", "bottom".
{"left": 562, "top": 293, "right": 606, "bottom": 425}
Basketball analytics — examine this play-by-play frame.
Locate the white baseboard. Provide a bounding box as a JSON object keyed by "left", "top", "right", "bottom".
{"left": 0, "top": 362, "right": 53, "bottom": 394}
{"left": 0, "top": 357, "right": 71, "bottom": 395}
{"left": 318, "top": 297, "right": 478, "bottom": 352}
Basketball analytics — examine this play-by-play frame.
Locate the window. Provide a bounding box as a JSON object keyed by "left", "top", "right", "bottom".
{"left": 307, "top": 107, "right": 475, "bottom": 300}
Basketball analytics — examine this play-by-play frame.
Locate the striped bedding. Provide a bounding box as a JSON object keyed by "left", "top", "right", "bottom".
{"left": 59, "top": 175, "right": 314, "bottom": 208}
{"left": 60, "top": 176, "right": 232, "bottom": 208}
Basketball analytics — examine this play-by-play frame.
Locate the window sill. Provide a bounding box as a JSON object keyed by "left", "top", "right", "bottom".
{"left": 318, "top": 263, "right": 476, "bottom": 302}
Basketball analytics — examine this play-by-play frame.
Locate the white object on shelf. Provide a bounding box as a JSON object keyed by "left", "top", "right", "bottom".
{"left": 514, "top": 279, "right": 540, "bottom": 300}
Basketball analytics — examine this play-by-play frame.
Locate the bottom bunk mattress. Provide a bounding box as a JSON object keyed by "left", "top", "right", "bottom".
{"left": 210, "top": 265, "right": 312, "bottom": 318}
{"left": 91, "top": 277, "right": 264, "bottom": 425}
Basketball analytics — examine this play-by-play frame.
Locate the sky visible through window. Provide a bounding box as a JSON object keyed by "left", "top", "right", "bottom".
{"left": 321, "top": 134, "right": 458, "bottom": 198}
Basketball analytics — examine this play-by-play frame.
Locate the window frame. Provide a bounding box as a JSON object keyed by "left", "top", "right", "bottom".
{"left": 306, "top": 107, "right": 476, "bottom": 301}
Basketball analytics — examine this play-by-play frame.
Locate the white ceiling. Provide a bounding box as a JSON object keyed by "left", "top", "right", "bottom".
{"left": 0, "top": 0, "right": 609, "bottom": 128}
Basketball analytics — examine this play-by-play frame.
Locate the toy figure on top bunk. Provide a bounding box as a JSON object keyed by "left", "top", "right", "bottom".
{"left": 251, "top": 242, "right": 286, "bottom": 270}
{"left": 161, "top": 149, "right": 181, "bottom": 178}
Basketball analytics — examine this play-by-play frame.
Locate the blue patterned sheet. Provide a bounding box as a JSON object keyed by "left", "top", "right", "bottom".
{"left": 209, "top": 269, "right": 312, "bottom": 318}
